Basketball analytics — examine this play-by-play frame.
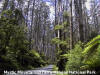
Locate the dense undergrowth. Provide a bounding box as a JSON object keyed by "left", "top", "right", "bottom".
{"left": 55, "top": 35, "right": 100, "bottom": 75}
{"left": 0, "top": 10, "right": 47, "bottom": 74}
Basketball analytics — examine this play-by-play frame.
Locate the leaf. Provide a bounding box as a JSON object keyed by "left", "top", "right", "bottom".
{"left": 83, "top": 35, "right": 100, "bottom": 54}
{"left": 54, "top": 25, "right": 64, "bottom": 30}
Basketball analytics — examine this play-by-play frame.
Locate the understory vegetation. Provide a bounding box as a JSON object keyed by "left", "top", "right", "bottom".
{"left": 0, "top": 10, "right": 47, "bottom": 74}
{"left": 55, "top": 35, "right": 100, "bottom": 75}
{"left": 0, "top": 0, "right": 100, "bottom": 75}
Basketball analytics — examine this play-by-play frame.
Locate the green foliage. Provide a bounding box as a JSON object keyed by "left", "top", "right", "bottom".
{"left": 52, "top": 37, "right": 60, "bottom": 44}
{"left": 29, "top": 50, "right": 40, "bottom": 58}
{"left": 82, "top": 35, "right": 100, "bottom": 70}
{"left": 85, "top": 35, "right": 100, "bottom": 46}
{"left": 52, "top": 20, "right": 69, "bottom": 71}
{"left": 63, "top": 11, "right": 69, "bottom": 18}
{"left": 0, "top": 10, "right": 26, "bottom": 73}
{"left": 57, "top": 55, "right": 67, "bottom": 71}
{"left": 54, "top": 25, "right": 64, "bottom": 30}
{"left": 82, "top": 35, "right": 100, "bottom": 63}
{"left": 0, "top": 10, "right": 46, "bottom": 74}
{"left": 65, "top": 42, "right": 83, "bottom": 71}
{"left": 63, "top": 22, "right": 68, "bottom": 26}
{"left": 62, "top": 35, "right": 100, "bottom": 74}
{"left": 1, "top": 10, "right": 13, "bottom": 18}
{"left": 39, "top": 52, "right": 49, "bottom": 65}
{"left": 53, "top": 65, "right": 58, "bottom": 71}
{"left": 52, "top": 37, "right": 67, "bottom": 46}
{"left": 83, "top": 35, "right": 100, "bottom": 54}
{"left": 83, "top": 45, "right": 100, "bottom": 68}
{"left": 17, "top": 50, "right": 45, "bottom": 69}
{"left": 54, "top": 22, "right": 68, "bottom": 31}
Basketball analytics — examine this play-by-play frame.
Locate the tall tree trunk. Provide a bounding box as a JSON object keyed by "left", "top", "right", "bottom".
{"left": 26, "top": 0, "right": 30, "bottom": 26}
{"left": 70, "top": 0, "right": 73, "bottom": 49}
{"left": 55, "top": 0, "right": 57, "bottom": 26}
{"left": 29, "top": 0, "right": 35, "bottom": 50}
{"left": 74, "top": 0, "right": 84, "bottom": 42}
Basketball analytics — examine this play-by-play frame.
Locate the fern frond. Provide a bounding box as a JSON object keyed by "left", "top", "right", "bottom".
{"left": 85, "top": 35, "right": 100, "bottom": 47}
{"left": 83, "top": 35, "right": 100, "bottom": 54}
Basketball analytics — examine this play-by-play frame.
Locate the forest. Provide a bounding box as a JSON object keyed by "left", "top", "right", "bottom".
{"left": 0, "top": 0, "right": 100, "bottom": 75}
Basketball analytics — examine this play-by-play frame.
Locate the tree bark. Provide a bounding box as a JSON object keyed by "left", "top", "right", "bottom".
{"left": 70, "top": 0, "right": 73, "bottom": 49}
{"left": 74, "top": 0, "right": 84, "bottom": 42}
{"left": 29, "top": 0, "right": 35, "bottom": 50}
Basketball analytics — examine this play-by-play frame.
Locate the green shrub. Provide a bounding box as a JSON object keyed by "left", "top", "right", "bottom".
{"left": 0, "top": 10, "right": 46, "bottom": 74}
{"left": 83, "top": 45, "right": 100, "bottom": 68}
{"left": 57, "top": 55, "right": 67, "bottom": 71}
{"left": 65, "top": 42, "right": 84, "bottom": 71}
{"left": 82, "top": 35, "right": 100, "bottom": 72}
{"left": 53, "top": 65, "right": 58, "bottom": 71}
{"left": 55, "top": 35, "right": 100, "bottom": 75}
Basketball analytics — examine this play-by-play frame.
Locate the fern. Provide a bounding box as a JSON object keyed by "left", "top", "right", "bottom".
{"left": 83, "top": 35, "right": 100, "bottom": 54}
{"left": 85, "top": 35, "right": 100, "bottom": 46}
{"left": 82, "top": 35, "right": 100, "bottom": 69}
{"left": 83, "top": 45, "right": 100, "bottom": 68}
{"left": 83, "top": 40, "right": 98, "bottom": 54}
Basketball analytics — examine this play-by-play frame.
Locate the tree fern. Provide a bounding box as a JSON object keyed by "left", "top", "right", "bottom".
{"left": 83, "top": 35, "right": 100, "bottom": 54}
{"left": 82, "top": 35, "right": 100, "bottom": 69}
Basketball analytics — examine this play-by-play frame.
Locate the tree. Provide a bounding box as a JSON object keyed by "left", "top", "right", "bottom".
{"left": 0, "top": 9, "right": 28, "bottom": 73}
{"left": 0, "top": 10, "right": 46, "bottom": 74}
{"left": 29, "top": 0, "right": 35, "bottom": 50}
{"left": 70, "top": 0, "right": 73, "bottom": 49}
{"left": 74, "top": 0, "right": 84, "bottom": 42}
{"left": 2, "top": 0, "right": 9, "bottom": 11}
